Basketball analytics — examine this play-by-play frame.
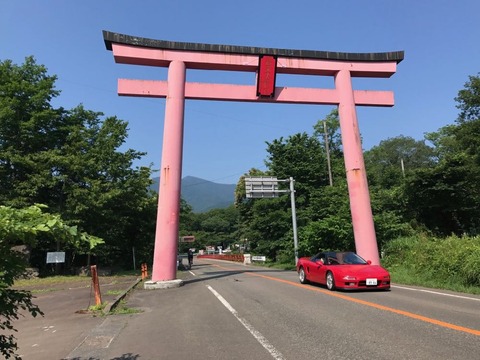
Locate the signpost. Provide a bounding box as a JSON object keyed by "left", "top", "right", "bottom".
{"left": 244, "top": 176, "right": 299, "bottom": 264}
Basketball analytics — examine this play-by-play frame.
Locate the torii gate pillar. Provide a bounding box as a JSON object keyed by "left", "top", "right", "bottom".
{"left": 335, "top": 69, "right": 377, "bottom": 260}
{"left": 103, "top": 31, "right": 403, "bottom": 287}
{"left": 151, "top": 60, "right": 186, "bottom": 282}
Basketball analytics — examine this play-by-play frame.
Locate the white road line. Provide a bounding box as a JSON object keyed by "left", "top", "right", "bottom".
{"left": 207, "top": 285, "right": 285, "bottom": 360}
{"left": 188, "top": 270, "right": 196, "bottom": 276}
{"left": 392, "top": 285, "right": 480, "bottom": 301}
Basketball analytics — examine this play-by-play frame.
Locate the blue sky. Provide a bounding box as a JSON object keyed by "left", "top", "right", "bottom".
{"left": 2, "top": 1, "right": 480, "bottom": 184}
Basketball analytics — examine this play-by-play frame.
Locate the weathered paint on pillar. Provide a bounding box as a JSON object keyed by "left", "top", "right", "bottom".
{"left": 151, "top": 60, "right": 186, "bottom": 281}
{"left": 335, "top": 69, "right": 380, "bottom": 265}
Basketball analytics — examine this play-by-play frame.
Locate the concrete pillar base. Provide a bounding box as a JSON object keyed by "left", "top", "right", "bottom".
{"left": 144, "top": 279, "right": 184, "bottom": 290}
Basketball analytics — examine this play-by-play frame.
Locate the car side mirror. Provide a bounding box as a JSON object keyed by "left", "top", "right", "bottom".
{"left": 367, "top": 260, "right": 372, "bottom": 265}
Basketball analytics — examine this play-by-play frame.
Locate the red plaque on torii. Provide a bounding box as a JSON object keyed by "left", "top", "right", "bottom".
{"left": 257, "top": 55, "right": 277, "bottom": 98}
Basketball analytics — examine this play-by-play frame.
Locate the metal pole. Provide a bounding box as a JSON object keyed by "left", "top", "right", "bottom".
{"left": 132, "top": 246, "right": 136, "bottom": 271}
{"left": 289, "top": 177, "right": 299, "bottom": 265}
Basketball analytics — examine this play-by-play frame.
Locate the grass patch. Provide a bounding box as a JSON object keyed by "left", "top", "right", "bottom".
{"left": 265, "top": 262, "right": 296, "bottom": 271}
{"left": 14, "top": 275, "right": 89, "bottom": 288}
{"left": 87, "top": 302, "right": 108, "bottom": 316}
{"left": 388, "top": 266, "right": 480, "bottom": 295}
{"left": 14, "top": 274, "right": 140, "bottom": 289}
{"left": 382, "top": 235, "right": 480, "bottom": 295}
{"left": 105, "top": 289, "right": 124, "bottom": 296}
{"left": 109, "top": 300, "right": 143, "bottom": 315}
{"left": 30, "top": 288, "right": 60, "bottom": 294}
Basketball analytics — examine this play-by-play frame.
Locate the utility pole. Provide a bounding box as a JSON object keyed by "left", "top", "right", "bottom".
{"left": 289, "top": 177, "right": 299, "bottom": 264}
{"left": 324, "top": 121, "right": 333, "bottom": 186}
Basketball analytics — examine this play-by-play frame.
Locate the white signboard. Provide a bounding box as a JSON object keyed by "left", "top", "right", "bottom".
{"left": 46, "top": 252, "right": 65, "bottom": 264}
{"left": 252, "top": 256, "right": 266, "bottom": 262}
{"left": 245, "top": 176, "right": 279, "bottom": 198}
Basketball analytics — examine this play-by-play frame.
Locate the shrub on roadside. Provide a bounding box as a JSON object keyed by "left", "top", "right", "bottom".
{"left": 383, "top": 234, "right": 480, "bottom": 287}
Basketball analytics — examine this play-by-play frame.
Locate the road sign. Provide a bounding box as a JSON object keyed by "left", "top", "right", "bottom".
{"left": 245, "top": 176, "right": 280, "bottom": 198}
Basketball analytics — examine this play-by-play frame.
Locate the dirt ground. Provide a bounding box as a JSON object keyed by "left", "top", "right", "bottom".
{"left": 12, "top": 274, "right": 142, "bottom": 360}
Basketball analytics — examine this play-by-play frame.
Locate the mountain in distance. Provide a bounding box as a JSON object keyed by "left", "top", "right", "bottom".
{"left": 150, "top": 176, "right": 236, "bottom": 213}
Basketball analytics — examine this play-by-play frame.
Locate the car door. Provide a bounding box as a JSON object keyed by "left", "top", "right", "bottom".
{"left": 310, "top": 254, "right": 327, "bottom": 283}
{"left": 315, "top": 254, "right": 328, "bottom": 284}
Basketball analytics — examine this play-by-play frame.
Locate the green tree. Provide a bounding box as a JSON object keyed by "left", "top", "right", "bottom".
{"left": 54, "top": 106, "right": 155, "bottom": 267}
{"left": 265, "top": 132, "right": 327, "bottom": 200}
{"left": 234, "top": 169, "right": 269, "bottom": 250}
{"left": 247, "top": 197, "right": 291, "bottom": 261}
{"left": 313, "top": 108, "right": 344, "bottom": 186}
{"left": 0, "top": 57, "right": 157, "bottom": 269}
{"left": 0, "top": 204, "right": 102, "bottom": 359}
{"left": 0, "top": 57, "right": 64, "bottom": 208}
{"left": 455, "top": 73, "right": 480, "bottom": 122}
{"left": 299, "top": 180, "right": 354, "bottom": 255}
{"left": 184, "top": 206, "right": 239, "bottom": 252}
{"left": 364, "top": 135, "right": 436, "bottom": 188}
{"left": 313, "top": 109, "right": 342, "bottom": 155}
{"left": 403, "top": 74, "right": 480, "bottom": 236}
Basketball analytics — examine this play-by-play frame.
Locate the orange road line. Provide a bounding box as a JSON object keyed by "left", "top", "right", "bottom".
{"left": 211, "top": 264, "right": 480, "bottom": 337}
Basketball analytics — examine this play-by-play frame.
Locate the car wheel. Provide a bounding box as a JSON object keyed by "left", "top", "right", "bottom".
{"left": 298, "top": 267, "right": 309, "bottom": 284}
{"left": 326, "top": 271, "right": 335, "bottom": 291}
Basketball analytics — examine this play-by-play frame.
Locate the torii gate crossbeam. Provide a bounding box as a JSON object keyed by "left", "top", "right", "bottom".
{"left": 103, "top": 31, "right": 403, "bottom": 288}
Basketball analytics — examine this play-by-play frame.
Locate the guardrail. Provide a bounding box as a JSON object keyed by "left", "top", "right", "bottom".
{"left": 197, "top": 254, "right": 244, "bottom": 263}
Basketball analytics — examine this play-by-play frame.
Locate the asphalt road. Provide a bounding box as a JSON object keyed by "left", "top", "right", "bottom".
{"left": 15, "top": 259, "right": 480, "bottom": 359}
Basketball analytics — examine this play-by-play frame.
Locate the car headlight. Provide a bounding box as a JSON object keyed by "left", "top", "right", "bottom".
{"left": 343, "top": 275, "right": 356, "bottom": 281}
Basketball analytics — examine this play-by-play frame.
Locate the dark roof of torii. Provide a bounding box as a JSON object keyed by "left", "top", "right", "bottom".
{"left": 103, "top": 31, "right": 404, "bottom": 64}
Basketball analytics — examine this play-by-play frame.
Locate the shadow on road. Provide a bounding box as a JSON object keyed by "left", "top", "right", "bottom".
{"left": 67, "top": 353, "right": 140, "bottom": 360}
{"left": 182, "top": 263, "right": 290, "bottom": 285}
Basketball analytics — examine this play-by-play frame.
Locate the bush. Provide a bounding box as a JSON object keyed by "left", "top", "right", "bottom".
{"left": 383, "top": 234, "right": 480, "bottom": 288}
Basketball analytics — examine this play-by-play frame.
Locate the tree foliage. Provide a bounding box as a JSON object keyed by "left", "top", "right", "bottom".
{"left": 0, "top": 57, "right": 157, "bottom": 271}
{"left": 455, "top": 73, "right": 480, "bottom": 123}
{"left": 0, "top": 205, "right": 102, "bottom": 359}
{"left": 401, "top": 74, "right": 480, "bottom": 236}
{"left": 180, "top": 205, "right": 240, "bottom": 253}
{"left": 364, "top": 135, "right": 436, "bottom": 188}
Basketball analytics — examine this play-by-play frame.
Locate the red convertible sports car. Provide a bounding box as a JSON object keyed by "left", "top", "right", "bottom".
{"left": 296, "top": 251, "right": 390, "bottom": 291}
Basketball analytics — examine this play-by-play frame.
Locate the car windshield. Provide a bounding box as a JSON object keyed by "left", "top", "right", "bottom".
{"left": 326, "top": 252, "right": 367, "bottom": 265}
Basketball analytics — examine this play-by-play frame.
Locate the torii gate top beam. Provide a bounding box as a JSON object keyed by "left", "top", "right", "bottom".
{"left": 103, "top": 31, "right": 403, "bottom": 78}
{"left": 103, "top": 31, "right": 403, "bottom": 106}
{"left": 103, "top": 30, "right": 403, "bottom": 65}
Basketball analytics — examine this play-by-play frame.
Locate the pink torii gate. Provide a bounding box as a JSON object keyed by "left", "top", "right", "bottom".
{"left": 103, "top": 31, "right": 403, "bottom": 288}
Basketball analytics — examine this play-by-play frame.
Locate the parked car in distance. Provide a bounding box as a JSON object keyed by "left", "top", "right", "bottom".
{"left": 296, "top": 251, "right": 390, "bottom": 291}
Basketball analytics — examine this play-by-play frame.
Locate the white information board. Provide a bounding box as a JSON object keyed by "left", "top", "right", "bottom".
{"left": 46, "top": 252, "right": 65, "bottom": 264}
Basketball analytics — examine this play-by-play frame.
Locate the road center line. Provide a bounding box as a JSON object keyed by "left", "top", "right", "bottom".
{"left": 210, "top": 264, "right": 480, "bottom": 337}
{"left": 207, "top": 285, "right": 286, "bottom": 360}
